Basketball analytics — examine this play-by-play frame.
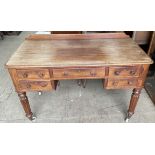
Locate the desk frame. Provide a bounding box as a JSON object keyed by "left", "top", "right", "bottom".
{"left": 8, "top": 64, "right": 149, "bottom": 122}
{"left": 6, "top": 33, "right": 152, "bottom": 122}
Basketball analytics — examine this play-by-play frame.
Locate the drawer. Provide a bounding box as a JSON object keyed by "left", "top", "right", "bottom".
{"left": 108, "top": 66, "right": 140, "bottom": 77}
{"left": 16, "top": 69, "right": 50, "bottom": 79}
{"left": 52, "top": 68, "right": 105, "bottom": 79}
{"left": 19, "top": 80, "right": 52, "bottom": 91}
{"left": 104, "top": 78, "right": 138, "bottom": 89}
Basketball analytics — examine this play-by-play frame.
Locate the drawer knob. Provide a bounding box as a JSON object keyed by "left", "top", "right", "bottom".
{"left": 128, "top": 81, "right": 133, "bottom": 85}
{"left": 38, "top": 72, "right": 45, "bottom": 78}
{"left": 23, "top": 73, "right": 28, "bottom": 78}
{"left": 90, "top": 72, "right": 96, "bottom": 76}
{"left": 130, "top": 70, "right": 136, "bottom": 75}
{"left": 112, "top": 81, "right": 118, "bottom": 86}
{"left": 63, "top": 72, "right": 68, "bottom": 76}
{"left": 26, "top": 83, "right": 31, "bottom": 88}
{"left": 114, "top": 71, "right": 120, "bottom": 75}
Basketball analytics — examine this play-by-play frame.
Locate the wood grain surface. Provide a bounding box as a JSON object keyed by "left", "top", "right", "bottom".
{"left": 6, "top": 34, "right": 153, "bottom": 68}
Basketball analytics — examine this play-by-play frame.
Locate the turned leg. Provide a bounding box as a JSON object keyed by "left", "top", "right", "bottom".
{"left": 125, "top": 88, "right": 142, "bottom": 122}
{"left": 18, "top": 92, "right": 36, "bottom": 121}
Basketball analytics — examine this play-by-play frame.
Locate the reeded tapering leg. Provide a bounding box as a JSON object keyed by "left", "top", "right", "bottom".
{"left": 125, "top": 88, "right": 142, "bottom": 122}
{"left": 18, "top": 92, "right": 36, "bottom": 121}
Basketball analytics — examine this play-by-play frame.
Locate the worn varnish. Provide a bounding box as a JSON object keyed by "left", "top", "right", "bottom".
{"left": 6, "top": 34, "right": 152, "bottom": 68}
{"left": 6, "top": 33, "right": 153, "bottom": 121}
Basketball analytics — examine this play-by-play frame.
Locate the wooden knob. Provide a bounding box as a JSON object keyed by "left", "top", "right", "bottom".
{"left": 114, "top": 71, "right": 120, "bottom": 75}
{"left": 90, "top": 72, "right": 96, "bottom": 76}
{"left": 27, "top": 83, "right": 31, "bottom": 88}
{"left": 38, "top": 72, "right": 45, "bottom": 78}
{"left": 63, "top": 72, "right": 68, "bottom": 76}
{"left": 113, "top": 81, "right": 118, "bottom": 86}
{"left": 23, "top": 72, "right": 28, "bottom": 78}
{"left": 130, "top": 70, "right": 136, "bottom": 75}
{"left": 128, "top": 81, "right": 133, "bottom": 85}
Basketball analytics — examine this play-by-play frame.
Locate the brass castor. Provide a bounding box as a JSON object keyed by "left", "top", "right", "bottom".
{"left": 30, "top": 114, "right": 37, "bottom": 122}
{"left": 125, "top": 112, "right": 133, "bottom": 123}
{"left": 27, "top": 114, "right": 37, "bottom": 122}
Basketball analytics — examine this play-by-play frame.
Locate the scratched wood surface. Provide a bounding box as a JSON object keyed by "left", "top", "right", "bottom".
{"left": 6, "top": 34, "right": 153, "bottom": 68}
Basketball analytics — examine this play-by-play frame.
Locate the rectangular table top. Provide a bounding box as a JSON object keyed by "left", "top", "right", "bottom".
{"left": 6, "top": 33, "right": 153, "bottom": 68}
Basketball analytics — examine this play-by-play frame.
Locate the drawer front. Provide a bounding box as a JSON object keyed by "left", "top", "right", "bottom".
{"left": 16, "top": 69, "right": 50, "bottom": 79}
{"left": 108, "top": 66, "right": 140, "bottom": 77}
{"left": 19, "top": 80, "right": 52, "bottom": 91}
{"left": 53, "top": 68, "right": 105, "bottom": 79}
{"left": 104, "top": 78, "right": 138, "bottom": 89}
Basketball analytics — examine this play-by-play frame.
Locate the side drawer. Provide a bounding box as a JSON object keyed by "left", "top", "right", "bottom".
{"left": 104, "top": 78, "right": 138, "bottom": 89}
{"left": 16, "top": 69, "right": 50, "bottom": 79}
{"left": 108, "top": 66, "right": 140, "bottom": 77}
{"left": 18, "top": 80, "right": 52, "bottom": 91}
{"left": 53, "top": 67, "right": 105, "bottom": 79}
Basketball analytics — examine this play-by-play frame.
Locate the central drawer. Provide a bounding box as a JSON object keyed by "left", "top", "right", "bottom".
{"left": 52, "top": 67, "right": 105, "bottom": 79}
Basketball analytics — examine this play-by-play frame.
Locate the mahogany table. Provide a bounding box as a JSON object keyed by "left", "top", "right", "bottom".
{"left": 6, "top": 33, "right": 153, "bottom": 122}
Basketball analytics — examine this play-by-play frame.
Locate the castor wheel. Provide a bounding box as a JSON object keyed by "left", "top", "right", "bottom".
{"left": 28, "top": 114, "right": 37, "bottom": 122}
{"left": 125, "top": 118, "right": 129, "bottom": 123}
{"left": 31, "top": 115, "right": 37, "bottom": 122}
{"left": 38, "top": 91, "right": 42, "bottom": 96}
{"left": 125, "top": 112, "right": 133, "bottom": 123}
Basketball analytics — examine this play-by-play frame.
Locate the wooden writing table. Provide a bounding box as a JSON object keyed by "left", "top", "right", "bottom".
{"left": 6, "top": 33, "right": 153, "bottom": 122}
